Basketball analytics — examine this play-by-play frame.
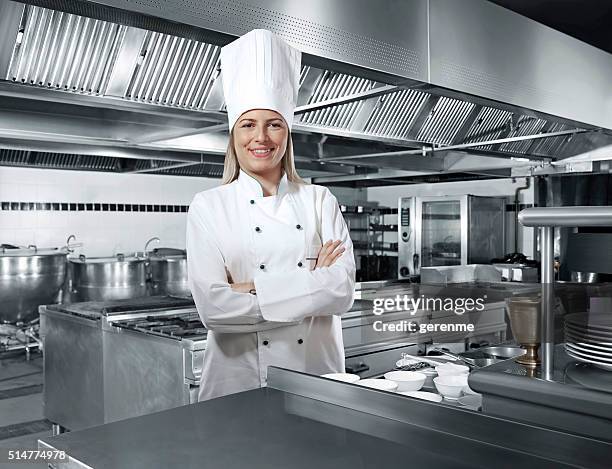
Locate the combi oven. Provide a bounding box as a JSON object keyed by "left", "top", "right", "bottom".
{"left": 398, "top": 195, "right": 506, "bottom": 278}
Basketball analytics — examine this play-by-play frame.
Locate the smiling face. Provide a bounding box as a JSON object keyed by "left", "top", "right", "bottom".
{"left": 232, "top": 109, "right": 289, "bottom": 178}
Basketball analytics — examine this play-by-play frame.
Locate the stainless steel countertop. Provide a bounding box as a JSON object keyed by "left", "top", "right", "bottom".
{"left": 39, "top": 369, "right": 610, "bottom": 469}
{"left": 470, "top": 345, "right": 612, "bottom": 417}
{"left": 45, "top": 295, "right": 195, "bottom": 319}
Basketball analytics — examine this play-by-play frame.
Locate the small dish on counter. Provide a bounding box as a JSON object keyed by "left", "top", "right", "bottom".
{"left": 433, "top": 375, "right": 467, "bottom": 400}
{"left": 321, "top": 373, "right": 361, "bottom": 383}
{"left": 395, "top": 358, "right": 439, "bottom": 387}
{"left": 398, "top": 391, "right": 443, "bottom": 403}
{"left": 383, "top": 371, "right": 426, "bottom": 391}
{"left": 357, "top": 378, "right": 398, "bottom": 392}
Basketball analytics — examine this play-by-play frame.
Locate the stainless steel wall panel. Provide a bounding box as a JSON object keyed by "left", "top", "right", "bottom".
{"left": 498, "top": 117, "right": 547, "bottom": 154}
{"left": 88, "top": 0, "right": 429, "bottom": 82}
{"left": 0, "top": 1, "right": 23, "bottom": 77}
{"left": 90, "top": 21, "right": 122, "bottom": 93}
{"left": 47, "top": 13, "right": 72, "bottom": 85}
{"left": 0, "top": 149, "right": 30, "bottom": 165}
{"left": 28, "top": 9, "right": 53, "bottom": 83}
{"left": 550, "top": 131, "right": 612, "bottom": 160}
{"left": 362, "top": 89, "right": 428, "bottom": 140}
{"left": 385, "top": 91, "right": 411, "bottom": 137}
{"left": 331, "top": 77, "right": 364, "bottom": 129}
{"left": 386, "top": 92, "right": 417, "bottom": 137}
{"left": 296, "top": 66, "right": 322, "bottom": 108}
{"left": 156, "top": 37, "right": 184, "bottom": 101}
{"left": 387, "top": 91, "right": 418, "bottom": 136}
{"left": 165, "top": 39, "right": 191, "bottom": 104}
{"left": 7, "top": 5, "right": 125, "bottom": 94}
{"left": 429, "top": 0, "right": 612, "bottom": 130}
{"left": 416, "top": 97, "right": 475, "bottom": 145}
{"left": 143, "top": 35, "right": 169, "bottom": 100}
{"left": 151, "top": 36, "right": 178, "bottom": 102}
{"left": 103, "top": 329, "right": 188, "bottom": 424}
{"left": 40, "top": 309, "right": 105, "bottom": 431}
{"left": 299, "top": 71, "right": 376, "bottom": 130}
{"left": 463, "top": 107, "right": 513, "bottom": 151}
{"left": 530, "top": 122, "right": 573, "bottom": 157}
{"left": 106, "top": 27, "right": 147, "bottom": 97}
{"left": 37, "top": 152, "right": 73, "bottom": 168}
{"left": 156, "top": 163, "right": 225, "bottom": 178}
{"left": 177, "top": 42, "right": 205, "bottom": 106}
{"left": 125, "top": 30, "right": 220, "bottom": 109}
{"left": 1, "top": 151, "right": 119, "bottom": 171}
{"left": 2, "top": 0, "right": 608, "bottom": 175}
{"left": 18, "top": 6, "right": 44, "bottom": 82}
{"left": 303, "top": 71, "right": 334, "bottom": 123}
{"left": 80, "top": 21, "right": 105, "bottom": 88}
{"left": 194, "top": 45, "right": 219, "bottom": 109}
{"left": 73, "top": 18, "right": 97, "bottom": 87}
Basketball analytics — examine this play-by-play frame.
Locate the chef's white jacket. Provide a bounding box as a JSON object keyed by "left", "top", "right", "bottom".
{"left": 187, "top": 170, "right": 355, "bottom": 401}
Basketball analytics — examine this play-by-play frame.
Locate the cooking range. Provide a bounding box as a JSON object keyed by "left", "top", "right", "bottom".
{"left": 113, "top": 312, "right": 207, "bottom": 340}
{"left": 40, "top": 296, "right": 205, "bottom": 433}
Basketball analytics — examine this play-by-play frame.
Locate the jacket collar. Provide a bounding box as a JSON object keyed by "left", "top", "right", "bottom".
{"left": 237, "top": 169, "right": 289, "bottom": 198}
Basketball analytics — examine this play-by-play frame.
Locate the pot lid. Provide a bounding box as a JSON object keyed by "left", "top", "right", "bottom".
{"left": 0, "top": 244, "right": 67, "bottom": 257}
{"left": 69, "top": 253, "right": 145, "bottom": 264}
{"left": 150, "top": 247, "right": 186, "bottom": 257}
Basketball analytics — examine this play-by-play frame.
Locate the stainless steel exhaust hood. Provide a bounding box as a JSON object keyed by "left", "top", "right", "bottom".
{"left": 0, "top": 0, "right": 611, "bottom": 185}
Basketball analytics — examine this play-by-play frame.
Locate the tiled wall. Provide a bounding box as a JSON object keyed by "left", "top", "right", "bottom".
{"left": 0, "top": 167, "right": 363, "bottom": 257}
{"left": 0, "top": 167, "right": 218, "bottom": 256}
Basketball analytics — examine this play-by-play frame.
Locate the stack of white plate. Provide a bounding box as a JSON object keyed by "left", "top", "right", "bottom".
{"left": 564, "top": 312, "right": 612, "bottom": 371}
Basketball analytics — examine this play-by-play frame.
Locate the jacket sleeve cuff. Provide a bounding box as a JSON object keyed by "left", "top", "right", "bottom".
{"left": 254, "top": 269, "right": 314, "bottom": 322}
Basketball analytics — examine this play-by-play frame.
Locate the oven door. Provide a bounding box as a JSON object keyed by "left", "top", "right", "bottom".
{"left": 416, "top": 196, "right": 468, "bottom": 271}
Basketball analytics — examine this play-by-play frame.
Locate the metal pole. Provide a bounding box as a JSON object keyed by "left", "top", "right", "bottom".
{"left": 540, "top": 226, "right": 554, "bottom": 380}
{"left": 519, "top": 206, "right": 612, "bottom": 227}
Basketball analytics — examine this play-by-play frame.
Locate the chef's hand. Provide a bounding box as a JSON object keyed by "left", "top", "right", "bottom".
{"left": 230, "top": 281, "right": 255, "bottom": 293}
{"left": 315, "top": 240, "right": 345, "bottom": 269}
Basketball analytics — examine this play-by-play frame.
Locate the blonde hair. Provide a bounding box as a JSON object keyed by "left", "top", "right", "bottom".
{"left": 221, "top": 131, "right": 305, "bottom": 185}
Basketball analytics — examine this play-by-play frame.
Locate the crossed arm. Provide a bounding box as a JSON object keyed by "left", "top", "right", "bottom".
{"left": 187, "top": 189, "right": 355, "bottom": 332}
{"left": 229, "top": 240, "right": 345, "bottom": 293}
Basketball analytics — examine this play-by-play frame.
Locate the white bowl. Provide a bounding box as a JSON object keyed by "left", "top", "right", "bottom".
{"left": 435, "top": 363, "right": 470, "bottom": 377}
{"left": 433, "top": 375, "right": 467, "bottom": 400}
{"left": 321, "top": 373, "right": 360, "bottom": 383}
{"left": 357, "top": 378, "right": 398, "bottom": 392}
{"left": 398, "top": 391, "right": 443, "bottom": 403}
{"left": 383, "top": 371, "right": 426, "bottom": 391}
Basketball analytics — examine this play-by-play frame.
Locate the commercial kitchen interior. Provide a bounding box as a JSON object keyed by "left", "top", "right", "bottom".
{"left": 1, "top": 0, "right": 612, "bottom": 467}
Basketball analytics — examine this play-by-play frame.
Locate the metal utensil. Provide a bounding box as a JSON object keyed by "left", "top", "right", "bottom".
{"left": 397, "top": 361, "right": 432, "bottom": 372}
{"left": 475, "top": 346, "right": 526, "bottom": 360}
{"left": 400, "top": 353, "right": 451, "bottom": 367}
{"left": 434, "top": 350, "right": 500, "bottom": 368}
{"left": 432, "top": 349, "right": 479, "bottom": 368}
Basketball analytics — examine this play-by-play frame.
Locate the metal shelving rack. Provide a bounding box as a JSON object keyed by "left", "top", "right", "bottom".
{"left": 340, "top": 204, "right": 398, "bottom": 281}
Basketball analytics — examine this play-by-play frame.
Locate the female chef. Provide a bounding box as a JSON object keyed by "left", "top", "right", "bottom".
{"left": 186, "top": 29, "right": 355, "bottom": 402}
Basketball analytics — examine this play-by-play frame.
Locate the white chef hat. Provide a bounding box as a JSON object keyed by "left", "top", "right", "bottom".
{"left": 220, "top": 29, "right": 301, "bottom": 131}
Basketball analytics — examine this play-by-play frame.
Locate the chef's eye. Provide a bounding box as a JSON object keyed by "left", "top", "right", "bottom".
{"left": 240, "top": 122, "right": 254, "bottom": 128}
{"left": 268, "top": 122, "right": 283, "bottom": 128}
